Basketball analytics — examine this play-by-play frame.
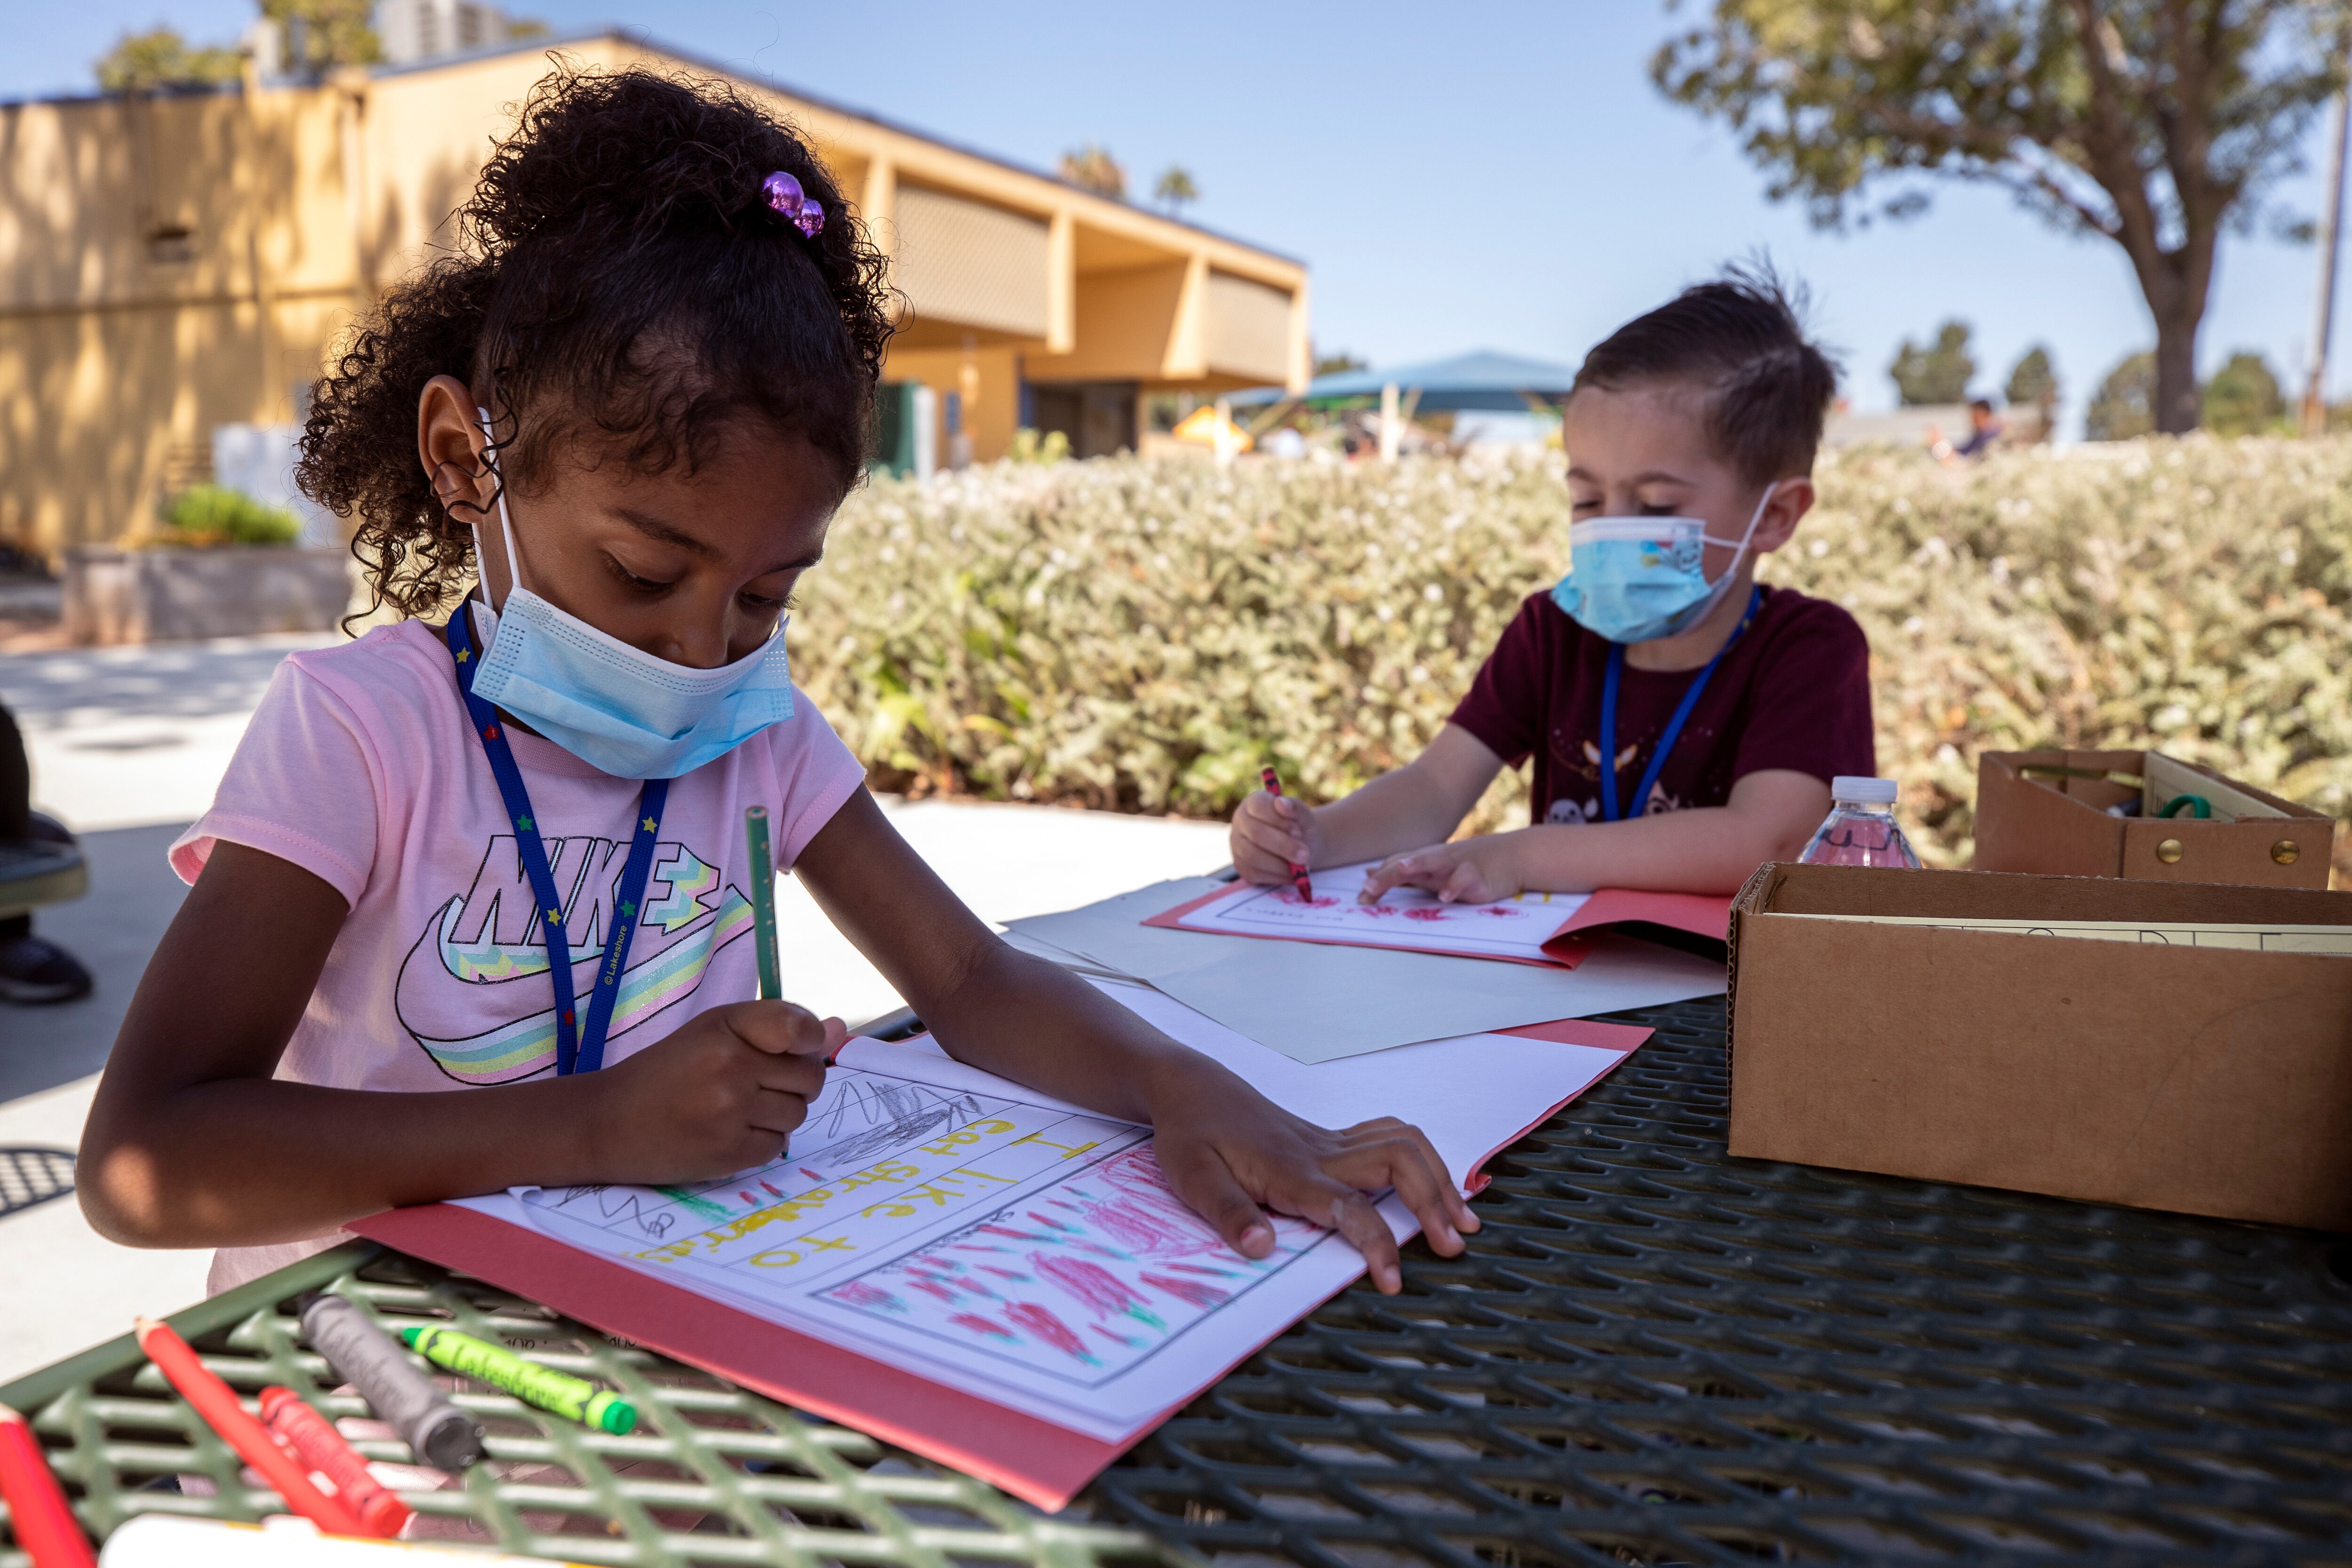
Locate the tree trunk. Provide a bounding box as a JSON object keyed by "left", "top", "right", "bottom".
{"left": 2151, "top": 309, "right": 2202, "bottom": 435}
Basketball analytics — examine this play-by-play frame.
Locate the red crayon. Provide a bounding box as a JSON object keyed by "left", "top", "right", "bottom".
{"left": 132, "top": 1319, "right": 366, "bottom": 1538}
{"left": 259, "top": 1387, "right": 412, "bottom": 1538}
{"left": 0, "top": 1402, "right": 95, "bottom": 1568}
{"left": 1258, "top": 766, "right": 1314, "bottom": 900}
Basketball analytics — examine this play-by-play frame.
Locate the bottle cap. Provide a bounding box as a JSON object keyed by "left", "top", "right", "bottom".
{"left": 1830, "top": 775, "right": 1899, "bottom": 804}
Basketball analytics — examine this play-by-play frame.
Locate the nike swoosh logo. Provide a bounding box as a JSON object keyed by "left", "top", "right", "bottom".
{"left": 395, "top": 888, "right": 756, "bottom": 1084}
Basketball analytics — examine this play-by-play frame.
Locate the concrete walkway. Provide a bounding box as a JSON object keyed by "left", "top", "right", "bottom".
{"left": 0, "top": 636, "right": 1227, "bottom": 1386}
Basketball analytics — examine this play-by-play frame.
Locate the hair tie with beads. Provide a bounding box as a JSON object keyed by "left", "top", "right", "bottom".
{"left": 761, "top": 171, "right": 825, "bottom": 238}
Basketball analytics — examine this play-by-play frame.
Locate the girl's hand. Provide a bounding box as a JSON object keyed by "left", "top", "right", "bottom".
{"left": 588, "top": 1001, "right": 844, "bottom": 1183}
{"left": 1145, "top": 1067, "right": 1479, "bottom": 1294}
{"left": 1359, "top": 837, "right": 1525, "bottom": 906}
{"left": 1231, "top": 788, "right": 1321, "bottom": 885}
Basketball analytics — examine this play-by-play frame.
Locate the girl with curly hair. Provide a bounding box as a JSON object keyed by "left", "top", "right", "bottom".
{"left": 80, "top": 65, "right": 1473, "bottom": 1296}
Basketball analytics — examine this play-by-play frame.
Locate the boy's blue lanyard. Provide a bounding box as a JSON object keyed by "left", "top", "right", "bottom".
{"left": 1598, "top": 587, "right": 1763, "bottom": 823}
{"left": 444, "top": 612, "right": 668, "bottom": 1075}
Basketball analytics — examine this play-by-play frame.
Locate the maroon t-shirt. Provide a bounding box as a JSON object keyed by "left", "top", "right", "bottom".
{"left": 1449, "top": 585, "right": 1875, "bottom": 825}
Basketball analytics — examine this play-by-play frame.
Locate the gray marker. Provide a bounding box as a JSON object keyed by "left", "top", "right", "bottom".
{"left": 299, "top": 1293, "right": 486, "bottom": 1472}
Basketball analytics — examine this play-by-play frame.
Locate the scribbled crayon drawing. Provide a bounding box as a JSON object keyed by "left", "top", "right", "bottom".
{"left": 832, "top": 1281, "right": 903, "bottom": 1313}
{"left": 950, "top": 1313, "right": 1015, "bottom": 1341}
{"left": 817, "top": 1139, "right": 1328, "bottom": 1387}
{"left": 1003, "top": 1302, "right": 1097, "bottom": 1364}
{"left": 1400, "top": 906, "right": 1450, "bottom": 923}
{"left": 1143, "top": 1272, "right": 1231, "bottom": 1309}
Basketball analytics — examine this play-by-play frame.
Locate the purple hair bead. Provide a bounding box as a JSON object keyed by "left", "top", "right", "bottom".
{"left": 762, "top": 170, "right": 806, "bottom": 218}
{"left": 793, "top": 199, "right": 825, "bottom": 239}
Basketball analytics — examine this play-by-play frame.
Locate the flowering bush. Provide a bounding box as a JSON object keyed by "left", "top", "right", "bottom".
{"left": 788, "top": 438, "right": 2352, "bottom": 875}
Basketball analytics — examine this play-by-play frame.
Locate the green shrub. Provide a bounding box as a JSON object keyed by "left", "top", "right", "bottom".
{"left": 788, "top": 439, "right": 2352, "bottom": 874}
{"left": 158, "top": 485, "right": 302, "bottom": 546}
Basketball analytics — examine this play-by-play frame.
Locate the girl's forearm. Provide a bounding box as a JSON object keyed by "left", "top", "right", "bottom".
{"left": 916, "top": 942, "right": 1235, "bottom": 1125}
{"left": 81, "top": 1075, "right": 606, "bottom": 1249}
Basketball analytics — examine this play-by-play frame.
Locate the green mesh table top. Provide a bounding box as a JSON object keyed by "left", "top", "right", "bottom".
{"left": 7, "top": 998, "right": 2350, "bottom": 1566}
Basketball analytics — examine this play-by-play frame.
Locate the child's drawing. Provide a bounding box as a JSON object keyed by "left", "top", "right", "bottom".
{"left": 1173, "top": 859, "right": 1589, "bottom": 962}
{"left": 812, "top": 1145, "right": 1319, "bottom": 1387}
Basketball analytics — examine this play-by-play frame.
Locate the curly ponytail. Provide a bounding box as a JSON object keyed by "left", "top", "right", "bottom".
{"left": 297, "top": 61, "right": 897, "bottom": 623}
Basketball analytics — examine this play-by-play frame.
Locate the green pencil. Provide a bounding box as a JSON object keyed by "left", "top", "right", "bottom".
{"left": 745, "top": 806, "right": 782, "bottom": 1002}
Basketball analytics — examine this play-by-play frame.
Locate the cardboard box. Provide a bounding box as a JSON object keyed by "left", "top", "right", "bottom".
{"left": 1726, "top": 862, "right": 2352, "bottom": 1232}
{"left": 1975, "top": 748, "right": 2333, "bottom": 890}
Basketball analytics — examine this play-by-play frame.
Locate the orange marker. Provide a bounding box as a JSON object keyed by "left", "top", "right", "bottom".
{"left": 1258, "top": 766, "right": 1313, "bottom": 901}
{"left": 132, "top": 1319, "right": 366, "bottom": 1538}
{"left": 0, "top": 1402, "right": 95, "bottom": 1568}
{"left": 259, "top": 1389, "right": 411, "bottom": 1538}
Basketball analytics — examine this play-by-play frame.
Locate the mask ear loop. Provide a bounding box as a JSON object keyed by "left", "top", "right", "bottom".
{"left": 1684, "top": 478, "right": 1781, "bottom": 620}
{"left": 474, "top": 406, "right": 526, "bottom": 613}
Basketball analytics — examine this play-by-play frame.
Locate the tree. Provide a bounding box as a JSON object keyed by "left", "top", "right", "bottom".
{"left": 1890, "top": 319, "right": 1977, "bottom": 405}
{"left": 96, "top": 27, "right": 243, "bottom": 93}
{"left": 1058, "top": 144, "right": 1127, "bottom": 201}
{"left": 2202, "top": 349, "right": 2287, "bottom": 433}
{"left": 261, "top": 0, "right": 382, "bottom": 75}
{"left": 2005, "top": 344, "right": 2059, "bottom": 409}
{"left": 2085, "top": 350, "right": 2158, "bottom": 439}
{"left": 1653, "top": 2, "right": 2352, "bottom": 435}
{"left": 1314, "top": 350, "right": 1369, "bottom": 377}
{"left": 1153, "top": 166, "right": 1199, "bottom": 216}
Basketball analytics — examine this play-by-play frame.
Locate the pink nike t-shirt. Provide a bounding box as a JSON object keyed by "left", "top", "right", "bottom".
{"left": 172, "top": 616, "right": 867, "bottom": 1291}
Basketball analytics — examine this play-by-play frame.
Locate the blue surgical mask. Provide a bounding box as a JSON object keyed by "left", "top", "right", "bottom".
{"left": 1549, "top": 481, "right": 1780, "bottom": 644}
{"left": 464, "top": 411, "right": 796, "bottom": 780}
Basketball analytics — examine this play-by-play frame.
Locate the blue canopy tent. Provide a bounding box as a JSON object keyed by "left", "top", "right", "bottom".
{"left": 1226, "top": 349, "right": 1580, "bottom": 412}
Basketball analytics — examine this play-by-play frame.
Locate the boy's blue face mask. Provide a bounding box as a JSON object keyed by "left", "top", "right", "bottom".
{"left": 1549, "top": 481, "right": 1780, "bottom": 645}
{"left": 465, "top": 411, "right": 795, "bottom": 780}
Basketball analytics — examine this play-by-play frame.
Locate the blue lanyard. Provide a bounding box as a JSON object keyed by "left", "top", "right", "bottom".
{"left": 445, "top": 612, "right": 668, "bottom": 1075}
{"left": 1598, "top": 587, "right": 1763, "bottom": 823}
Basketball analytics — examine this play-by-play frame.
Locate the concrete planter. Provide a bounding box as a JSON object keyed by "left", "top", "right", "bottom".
{"left": 63, "top": 546, "right": 356, "bottom": 645}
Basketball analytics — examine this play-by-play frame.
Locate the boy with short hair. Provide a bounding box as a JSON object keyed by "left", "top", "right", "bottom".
{"left": 1230, "top": 268, "right": 1874, "bottom": 901}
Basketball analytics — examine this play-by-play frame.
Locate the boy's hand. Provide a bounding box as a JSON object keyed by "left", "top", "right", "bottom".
{"left": 1230, "top": 788, "right": 1321, "bottom": 885}
{"left": 588, "top": 1001, "right": 845, "bottom": 1183}
{"left": 1145, "top": 1064, "right": 1479, "bottom": 1293}
{"left": 1360, "top": 837, "right": 1525, "bottom": 906}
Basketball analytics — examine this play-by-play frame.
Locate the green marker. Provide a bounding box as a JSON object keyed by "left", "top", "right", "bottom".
{"left": 401, "top": 1325, "right": 636, "bottom": 1434}
{"left": 746, "top": 805, "right": 782, "bottom": 1002}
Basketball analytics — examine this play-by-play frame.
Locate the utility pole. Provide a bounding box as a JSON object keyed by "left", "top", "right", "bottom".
{"left": 2304, "top": 79, "right": 2351, "bottom": 435}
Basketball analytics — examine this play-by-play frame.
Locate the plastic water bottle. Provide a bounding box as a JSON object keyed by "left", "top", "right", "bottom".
{"left": 1798, "top": 776, "right": 1923, "bottom": 868}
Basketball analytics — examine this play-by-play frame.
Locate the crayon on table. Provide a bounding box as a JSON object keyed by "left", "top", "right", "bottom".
{"left": 98, "top": 1513, "right": 599, "bottom": 1565}
{"left": 398, "top": 1326, "right": 635, "bottom": 1434}
{"left": 297, "top": 1295, "right": 483, "bottom": 1474}
{"left": 258, "top": 1389, "right": 411, "bottom": 1539}
{"left": 130, "top": 1319, "right": 366, "bottom": 1538}
{"left": 0, "top": 1402, "right": 96, "bottom": 1568}
{"left": 1258, "top": 766, "right": 1314, "bottom": 901}
{"left": 745, "top": 805, "right": 782, "bottom": 1002}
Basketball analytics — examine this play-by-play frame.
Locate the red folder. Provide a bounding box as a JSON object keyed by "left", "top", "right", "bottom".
{"left": 350, "top": 1018, "right": 1650, "bottom": 1511}
{"left": 1145, "top": 883, "right": 1732, "bottom": 967}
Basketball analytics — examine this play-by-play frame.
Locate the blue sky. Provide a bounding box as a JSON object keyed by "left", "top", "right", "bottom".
{"left": 14, "top": 1, "right": 2347, "bottom": 431}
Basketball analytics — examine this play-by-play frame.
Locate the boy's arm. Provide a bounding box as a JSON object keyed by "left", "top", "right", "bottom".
{"left": 1360, "top": 767, "right": 1829, "bottom": 901}
{"left": 1231, "top": 724, "right": 1503, "bottom": 883}
{"left": 794, "top": 790, "right": 1478, "bottom": 1292}
{"left": 79, "top": 844, "right": 834, "bottom": 1248}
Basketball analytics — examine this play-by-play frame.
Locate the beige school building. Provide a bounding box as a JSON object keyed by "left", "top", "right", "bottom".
{"left": 0, "top": 31, "right": 1310, "bottom": 557}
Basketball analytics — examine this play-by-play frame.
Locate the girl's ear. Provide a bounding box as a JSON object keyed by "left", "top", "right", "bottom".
{"left": 1750, "top": 476, "right": 1815, "bottom": 554}
{"left": 417, "top": 374, "right": 495, "bottom": 524}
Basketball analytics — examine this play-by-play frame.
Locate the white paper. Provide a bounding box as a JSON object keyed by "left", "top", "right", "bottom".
{"left": 1172, "top": 859, "right": 1589, "bottom": 963}
{"left": 455, "top": 987, "right": 1635, "bottom": 1445}
{"left": 1007, "top": 879, "right": 1724, "bottom": 1063}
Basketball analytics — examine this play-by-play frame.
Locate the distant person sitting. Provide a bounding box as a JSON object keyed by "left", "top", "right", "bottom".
{"left": 1, "top": 699, "right": 94, "bottom": 1005}
{"left": 1931, "top": 399, "right": 2002, "bottom": 463}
